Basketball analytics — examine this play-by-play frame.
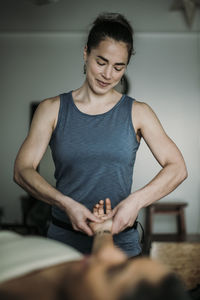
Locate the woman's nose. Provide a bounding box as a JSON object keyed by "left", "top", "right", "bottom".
{"left": 102, "top": 66, "right": 112, "bottom": 80}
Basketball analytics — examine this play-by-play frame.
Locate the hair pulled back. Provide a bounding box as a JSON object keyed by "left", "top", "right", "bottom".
{"left": 86, "top": 13, "right": 134, "bottom": 64}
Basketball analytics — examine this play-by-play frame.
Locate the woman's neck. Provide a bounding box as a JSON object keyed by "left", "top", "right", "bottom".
{"left": 73, "top": 81, "right": 121, "bottom": 105}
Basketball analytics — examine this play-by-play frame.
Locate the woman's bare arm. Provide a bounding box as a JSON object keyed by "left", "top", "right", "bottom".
{"left": 111, "top": 101, "right": 187, "bottom": 234}
{"left": 132, "top": 101, "right": 188, "bottom": 208}
{"left": 14, "top": 97, "right": 64, "bottom": 206}
{"left": 14, "top": 97, "right": 100, "bottom": 235}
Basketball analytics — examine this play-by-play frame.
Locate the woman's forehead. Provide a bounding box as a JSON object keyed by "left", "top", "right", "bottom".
{"left": 89, "top": 38, "right": 129, "bottom": 62}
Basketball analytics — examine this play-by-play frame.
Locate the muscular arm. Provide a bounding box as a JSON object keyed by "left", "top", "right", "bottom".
{"left": 14, "top": 97, "right": 65, "bottom": 207}
{"left": 132, "top": 102, "right": 187, "bottom": 208}
{"left": 14, "top": 97, "right": 100, "bottom": 235}
{"left": 112, "top": 102, "right": 187, "bottom": 234}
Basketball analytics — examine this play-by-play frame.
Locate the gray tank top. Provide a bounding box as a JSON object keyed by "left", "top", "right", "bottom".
{"left": 49, "top": 91, "right": 141, "bottom": 256}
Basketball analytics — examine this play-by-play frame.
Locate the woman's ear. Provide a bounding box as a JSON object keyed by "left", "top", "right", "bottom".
{"left": 83, "top": 45, "right": 88, "bottom": 62}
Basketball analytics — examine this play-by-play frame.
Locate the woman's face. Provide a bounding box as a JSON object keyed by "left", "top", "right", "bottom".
{"left": 84, "top": 38, "right": 128, "bottom": 95}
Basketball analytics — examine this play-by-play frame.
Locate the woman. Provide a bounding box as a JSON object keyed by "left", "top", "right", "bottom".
{"left": 14, "top": 13, "right": 187, "bottom": 257}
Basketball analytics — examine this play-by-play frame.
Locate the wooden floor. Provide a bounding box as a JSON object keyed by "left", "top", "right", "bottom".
{"left": 150, "top": 241, "right": 200, "bottom": 290}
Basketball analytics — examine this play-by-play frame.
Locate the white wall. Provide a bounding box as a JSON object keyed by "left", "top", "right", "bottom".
{"left": 0, "top": 31, "right": 199, "bottom": 234}
{"left": 0, "top": 32, "right": 86, "bottom": 221}
{"left": 130, "top": 33, "right": 200, "bottom": 234}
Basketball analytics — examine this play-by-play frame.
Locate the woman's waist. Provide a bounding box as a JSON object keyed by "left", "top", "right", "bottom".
{"left": 51, "top": 215, "right": 138, "bottom": 235}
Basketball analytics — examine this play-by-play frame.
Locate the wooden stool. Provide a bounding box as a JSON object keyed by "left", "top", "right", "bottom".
{"left": 145, "top": 202, "right": 188, "bottom": 243}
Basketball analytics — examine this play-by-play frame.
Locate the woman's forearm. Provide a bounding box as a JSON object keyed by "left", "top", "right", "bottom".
{"left": 132, "top": 161, "right": 188, "bottom": 209}
{"left": 14, "top": 167, "right": 71, "bottom": 211}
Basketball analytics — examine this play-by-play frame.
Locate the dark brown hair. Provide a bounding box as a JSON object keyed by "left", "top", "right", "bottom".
{"left": 119, "top": 274, "right": 191, "bottom": 300}
{"left": 86, "top": 12, "right": 135, "bottom": 64}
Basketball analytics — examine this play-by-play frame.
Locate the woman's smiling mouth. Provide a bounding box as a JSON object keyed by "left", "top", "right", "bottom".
{"left": 96, "top": 79, "right": 111, "bottom": 87}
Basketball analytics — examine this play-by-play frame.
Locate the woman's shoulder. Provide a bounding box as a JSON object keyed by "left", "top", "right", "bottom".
{"left": 132, "top": 99, "right": 154, "bottom": 115}
{"left": 40, "top": 95, "right": 60, "bottom": 109}
{"left": 125, "top": 95, "right": 150, "bottom": 110}
{"left": 33, "top": 96, "right": 61, "bottom": 130}
{"left": 131, "top": 99, "right": 157, "bottom": 130}
{"left": 37, "top": 95, "right": 60, "bottom": 116}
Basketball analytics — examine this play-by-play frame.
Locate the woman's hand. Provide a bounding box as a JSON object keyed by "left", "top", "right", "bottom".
{"left": 89, "top": 198, "right": 113, "bottom": 234}
{"left": 111, "top": 196, "right": 140, "bottom": 235}
{"left": 64, "top": 198, "right": 102, "bottom": 236}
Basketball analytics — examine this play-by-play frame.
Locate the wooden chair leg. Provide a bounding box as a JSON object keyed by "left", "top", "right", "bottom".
{"left": 177, "top": 207, "right": 186, "bottom": 241}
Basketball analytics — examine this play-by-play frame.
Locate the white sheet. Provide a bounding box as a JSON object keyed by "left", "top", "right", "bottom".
{"left": 0, "top": 231, "right": 83, "bottom": 283}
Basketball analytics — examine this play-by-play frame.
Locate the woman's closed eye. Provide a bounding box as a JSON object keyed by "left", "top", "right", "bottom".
{"left": 97, "top": 61, "right": 124, "bottom": 73}
{"left": 114, "top": 66, "right": 124, "bottom": 72}
{"left": 97, "top": 60, "right": 105, "bottom": 66}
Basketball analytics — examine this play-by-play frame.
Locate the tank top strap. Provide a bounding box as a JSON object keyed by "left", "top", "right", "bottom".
{"left": 51, "top": 92, "right": 72, "bottom": 141}
{"left": 59, "top": 92, "right": 72, "bottom": 128}
{"left": 124, "top": 94, "right": 135, "bottom": 110}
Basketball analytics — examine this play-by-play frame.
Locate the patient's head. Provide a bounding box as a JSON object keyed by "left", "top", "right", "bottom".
{"left": 119, "top": 272, "right": 191, "bottom": 300}
{"left": 59, "top": 248, "right": 190, "bottom": 300}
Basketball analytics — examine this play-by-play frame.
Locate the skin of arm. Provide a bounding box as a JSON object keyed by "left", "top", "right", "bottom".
{"left": 14, "top": 97, "right": 101, "bottom": 236}
{"left": 111, "top": 101, "right": 188, "bottom": 234}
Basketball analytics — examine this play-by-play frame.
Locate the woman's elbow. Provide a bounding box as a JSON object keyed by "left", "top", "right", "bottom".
{"left": 13, "top": 165, "right": 21, "bottom": 185}
{"left": 178, "top": 161, "right": 188, "bottom": 183}
{"left": 183, "top": 166, "right": 188, "bottom": 181}
{"left": 13, "top": 160, "right": 24, "bottom": 186}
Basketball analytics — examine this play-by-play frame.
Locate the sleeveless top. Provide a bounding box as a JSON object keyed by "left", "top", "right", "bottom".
{"left": 49, "top": 91, "right": 141, "bottom": 256}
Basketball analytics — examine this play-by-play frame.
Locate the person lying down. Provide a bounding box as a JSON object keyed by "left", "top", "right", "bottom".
{"left": 0, "top": 199, "right": 191, "bottom": 300}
